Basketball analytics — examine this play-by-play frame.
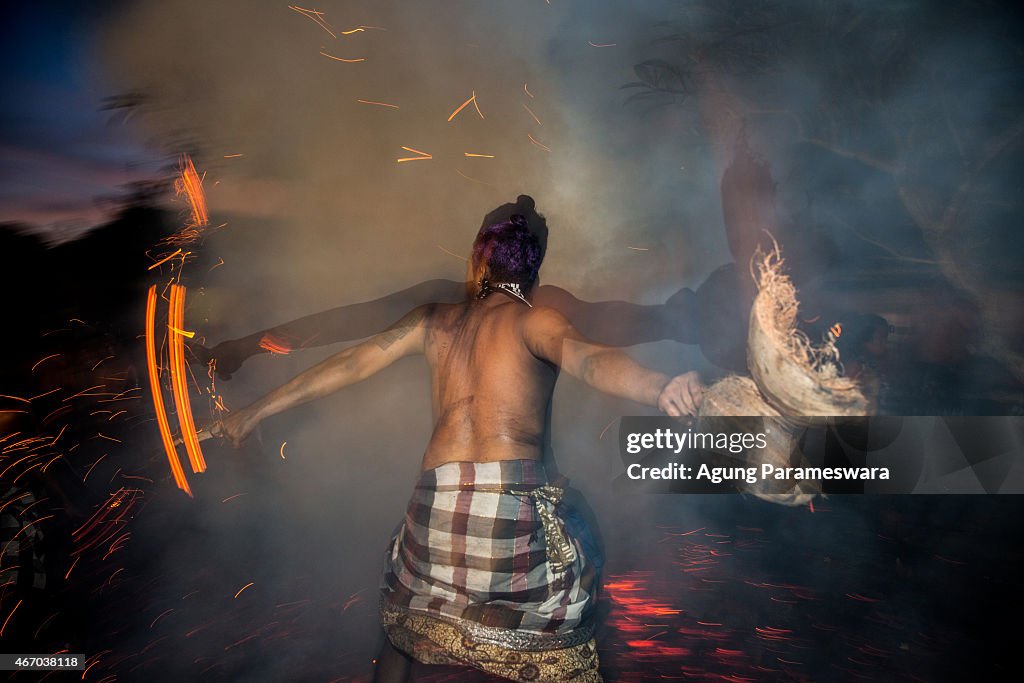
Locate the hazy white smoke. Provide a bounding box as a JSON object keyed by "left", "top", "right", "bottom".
{"left": 93, "top": 0, "right": 727, "bottom": 664}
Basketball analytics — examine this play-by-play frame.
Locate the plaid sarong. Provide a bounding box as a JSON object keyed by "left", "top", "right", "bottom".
{"left": 380, "top": 460, "right": 602, "bottom": 681}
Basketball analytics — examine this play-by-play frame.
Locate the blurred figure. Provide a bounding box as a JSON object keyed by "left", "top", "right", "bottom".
{"left": 214, "top": 214, "right": 703, "bottom": 682}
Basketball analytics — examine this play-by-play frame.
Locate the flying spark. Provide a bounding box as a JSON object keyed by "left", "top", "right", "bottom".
{"left": 357, "top": 99, "right": 399, "bottom": 109}
{"left": 527, "top": 133, "right": 552, "bottom": 152}
{"left": 522, "top": 103, "right": 542, "bottom": 126}
{"left": 288, "top": 5, "right": 336, "bottom": 38}
{"left": 319, "top": 50, "right": 365, "bottom": 63}
{"left": 396, "top": 146, "right": 433, "bottom": 163}
{"left": 234, "top": 582, "right": 255, "bottom": 599}
{"left": 447, "top": 91, "right": 485, "bottom": 122}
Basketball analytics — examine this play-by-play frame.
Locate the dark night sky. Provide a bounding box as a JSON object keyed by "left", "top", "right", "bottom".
{"left": 0, "top": 1, "right": 162, "bottom": 241}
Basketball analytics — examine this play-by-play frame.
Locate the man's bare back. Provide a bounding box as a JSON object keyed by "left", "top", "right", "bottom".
{"left": 418, "top": 297, "right": 556, "bottom": 469}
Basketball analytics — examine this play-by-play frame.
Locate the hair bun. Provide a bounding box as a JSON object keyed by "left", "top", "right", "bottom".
{"left": 515, "top": 195, "right": 535, "bottom": 211}
{"left": 509, "top": 214, "right": 528, "bottom": 228}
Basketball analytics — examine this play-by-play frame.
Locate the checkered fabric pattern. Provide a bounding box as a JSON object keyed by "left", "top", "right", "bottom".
{"left": 380, "top": 460, "right": 598, "bottom": 644}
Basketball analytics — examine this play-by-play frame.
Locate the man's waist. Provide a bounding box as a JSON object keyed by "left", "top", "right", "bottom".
{"left": 415, "top": 458, "right": 551, "bottom": 489}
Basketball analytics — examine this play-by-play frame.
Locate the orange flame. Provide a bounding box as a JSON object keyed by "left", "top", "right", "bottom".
{"left": 145, "top": 286, "right": 191, "bottom": 496}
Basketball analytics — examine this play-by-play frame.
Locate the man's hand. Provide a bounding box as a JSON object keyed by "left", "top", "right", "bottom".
{"left": 657, "top": 371, "right": 704, "bottom": 417}
{"left": 211, "top": 409, "right": 258, "bottom": 448}
{"left": 187, "top": 339, "right": 252, "bottom": 380}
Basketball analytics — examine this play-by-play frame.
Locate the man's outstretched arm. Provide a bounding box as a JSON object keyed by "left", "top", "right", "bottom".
{"left": 194, "top": 279, "right": 462, "bottom": 378}
{"left": 214, "top": 305, "right": 432, "bottom": 446}
{"left": 534, "top": 284, "right": 699, "bottom": 347}
{"left": 523, "top": 307, "right": 702, "bottom": 416}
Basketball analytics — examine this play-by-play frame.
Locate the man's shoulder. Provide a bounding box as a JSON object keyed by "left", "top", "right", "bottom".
{"left": 421, "top": 301, "right": 469, "bottom": 328}
{"left": 521, "top": 305, "right": 571, "bottom": 338}
{"left": 532, "top": 284, "right": 574, "bottom": 307}
{"left": 428, "top": 301, "right": 465, "bottom": 315}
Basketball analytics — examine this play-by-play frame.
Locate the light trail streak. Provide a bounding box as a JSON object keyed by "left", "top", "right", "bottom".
{"left": 147, "top": 248, "right": 183, "bottom": 271}
{"left": 447, "top": 91, "right": 484, "bottom": 122}
{"left": 146, "top": 285, "right": 191, "bottom": 496}
{"left": 436, "top": 244, "right": 469, "bottom": 261}
{"left": 0, "top": 599, "right": 23, "bottom": 637}
{"left": 357, "top": 99, "right": 399, "bottom": 109}
{"left": 0, "top": 493, "right": 30, "bottom": 514}
{"left": 396, "top": 146, "right": 433, "bottom": 163}
{"left": 0, "top": 454, "right": 39, "bottom": 480}
{"left": 319, "top": 50, "right": 365, "bottom": 63}
{"left": 81, "top": 660, "right": 99, "bottom": 680}
{"left": 73, "top": 489, "right": 142, "bottom": 555}
{"left": 40, "top": 406, "right": 71, "bottom": 425}
{"left": 287, "top": 5, "right": 336, "bottom": 38}
{"left": 0, "top": 516, "right": 54, "bottom": 558}
{"left": 31, "top": 353, "right": 60, "bottom": 373}
{"left": 527, "top": 133, "right": 552, "bottom": 152}
{"left": 49, "top": 423, "right": 66, "bottom": 446}
{"left": 234, "top": 582, "right": 255, "bottom": 599}
{"left": 150, "top": 609, "right": 175, "bottom": 629}
{"left": 454, "top": 169, "right": 496, "bottom": 188}
{"left": 175, "top": 156, "right": 208, "bottom": 228}
{"left": 62, "top": 385, "right": 108, "bottom": 401}
{"left": 168, "top": 285, "right": 207, "bottom": 474}
{"left": 522, "top": 103, "right": 541, "bottom": 125}
{"left": 17, "top": 497, "right": 49, "bottom": 518}
{"left": 524, "top": 83, "right": 534, "bottom": 98}
{"left": 588, "top": 40, "right": 617, "bottom": 47}
{"left": 463, "top": 153, "right": 495, "bottom": 158}
{"left": 258, "top": 333, "right": 292, "bottom": 355}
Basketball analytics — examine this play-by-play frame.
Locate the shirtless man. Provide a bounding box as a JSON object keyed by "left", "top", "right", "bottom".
{"left": 192, "top": 195, "right": 700, "bottom": 380}
{"left": 215, "top": 215, "right": 702, "bottom": 682}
